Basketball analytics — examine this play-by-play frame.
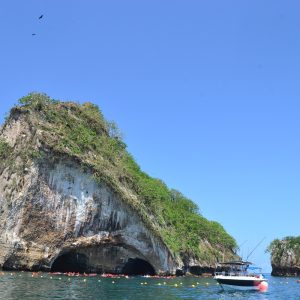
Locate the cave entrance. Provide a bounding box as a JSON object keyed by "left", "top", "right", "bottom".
{"left": 122, "top": 258, "right": 155, "bottom": 275}
{"left": 51, "top": 252, "right": 88, "bottom": 273}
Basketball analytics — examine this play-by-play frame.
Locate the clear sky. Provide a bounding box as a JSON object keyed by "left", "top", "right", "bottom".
{"left": 1, "top": 1, "right": 299, "bottom": 272}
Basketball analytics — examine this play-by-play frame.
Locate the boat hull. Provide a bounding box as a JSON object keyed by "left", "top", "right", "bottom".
{"left": 214, "top": 275, "right": 266, "bottom": 290}
{"left": 217, "top": 283, "right": 260, "bottom": 291}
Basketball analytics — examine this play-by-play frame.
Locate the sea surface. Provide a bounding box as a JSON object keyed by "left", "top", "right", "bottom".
{"left": 0, "top": 272, "right": 299, "bottom": 299}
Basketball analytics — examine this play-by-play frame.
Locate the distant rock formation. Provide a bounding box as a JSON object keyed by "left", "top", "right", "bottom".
{"left": 0, "top": 93, "right": 237, "bottom": 275}
{"left": 267, "top": 236, "right": 300, "bottom": 276}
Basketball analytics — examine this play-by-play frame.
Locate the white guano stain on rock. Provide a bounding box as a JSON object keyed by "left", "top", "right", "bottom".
{"left": 0, "top": 156, "right": 178, "bottom": 273}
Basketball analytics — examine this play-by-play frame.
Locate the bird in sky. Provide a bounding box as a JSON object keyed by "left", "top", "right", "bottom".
{"left": 31, "top": 14, "right": 44, "bottom": 35}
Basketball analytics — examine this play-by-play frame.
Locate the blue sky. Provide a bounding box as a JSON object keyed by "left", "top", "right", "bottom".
{"left": 1, "top": 0, "right": 300, "bottom": 272}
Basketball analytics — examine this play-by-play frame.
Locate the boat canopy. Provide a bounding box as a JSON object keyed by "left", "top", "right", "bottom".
{"left": 247, "top": 266, "right": 262, "bottom": 270}
{"left": 219, "top": 261, "right": 253, "bottom": 266}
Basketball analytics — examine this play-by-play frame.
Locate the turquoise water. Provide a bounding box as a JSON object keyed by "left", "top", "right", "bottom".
{"left": 0, "top": 272, "right": 299, "bottom": 299}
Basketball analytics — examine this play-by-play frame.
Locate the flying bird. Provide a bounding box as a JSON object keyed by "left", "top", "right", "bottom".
{"left": 38, "top": 14, "right": 43, "bottom": 19}
{"left": 32, "top": 33, "right": 36, "bottom": 36}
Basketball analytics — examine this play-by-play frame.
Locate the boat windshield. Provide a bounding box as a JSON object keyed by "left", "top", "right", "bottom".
{"left": 215, "top": 261, "right": 262, "bottom": 276}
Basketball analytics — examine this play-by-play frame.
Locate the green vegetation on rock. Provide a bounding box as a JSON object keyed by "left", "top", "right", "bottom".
{"left": 3, "top": 92, "right": 237, "bottom": 262}
{"left": 0, "top": 139, "right": 12, "bottom": 159}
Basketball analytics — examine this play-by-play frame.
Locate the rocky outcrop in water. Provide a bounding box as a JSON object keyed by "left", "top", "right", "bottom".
{"left": 0, "top": 111, "right": 176, "bottom": 274}
{"left": 0, "top": 94, "right": 237, "bottom": 275}
{"left": 267, "top": 237, "right": 300, "bottom": 276}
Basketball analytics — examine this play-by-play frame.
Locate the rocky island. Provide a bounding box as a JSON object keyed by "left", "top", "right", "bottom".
{"left": 0, "top": 93, "right": 237, "bottom": 275}
{"left": 267, "top": 236, "right": 300, "bottom": 276}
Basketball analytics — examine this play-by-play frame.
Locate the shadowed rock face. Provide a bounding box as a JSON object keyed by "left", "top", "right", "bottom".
{"left": 0, "top": 113, "right": 178, "bottom": 275}
{"left": 271, "top": 266, "right": 300, "bottom": 277}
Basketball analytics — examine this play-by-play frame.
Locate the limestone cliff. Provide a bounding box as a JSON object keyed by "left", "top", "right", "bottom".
{"left": 267, "top": 237, "right": 300, "bottom": 276}
{"left": 0, "top": 93, "right": 237, "bottom": 275}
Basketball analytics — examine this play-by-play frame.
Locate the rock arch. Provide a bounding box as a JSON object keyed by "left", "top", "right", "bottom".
{"left": 50, "top": 243, "right": 160, "bottom": 275}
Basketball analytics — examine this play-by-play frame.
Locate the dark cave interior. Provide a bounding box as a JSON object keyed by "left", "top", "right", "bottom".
{"left": 51, "top": 252, "right": 88, "bottom": 273}
{"left": 122, "top": 258, "right": 155, "bottom": 275}
{"left": 51, "top": 252, "right": 155, "bottom": 275}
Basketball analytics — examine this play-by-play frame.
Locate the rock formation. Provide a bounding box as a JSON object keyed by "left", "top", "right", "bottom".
{"left": 267, "top": 237, "right": 300, "bottom": 276}
{"left": 0, "top": 93, "right": 237, "bottom": 275}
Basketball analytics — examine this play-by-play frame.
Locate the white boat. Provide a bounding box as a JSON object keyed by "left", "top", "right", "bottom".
{"left": 214, "top": 261, "right": 268, "bottom": 291}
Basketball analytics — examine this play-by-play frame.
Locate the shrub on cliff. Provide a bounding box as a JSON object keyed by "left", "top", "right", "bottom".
{"left": 19, "top": 92, "right": 57, "bottom": 111}
{"left": 0, "top": 138, "right": 12, "bottom": 159}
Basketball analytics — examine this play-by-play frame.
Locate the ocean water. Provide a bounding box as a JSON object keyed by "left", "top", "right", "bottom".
{"left": 0, "top": 272, "right": 299, "bottom": 299}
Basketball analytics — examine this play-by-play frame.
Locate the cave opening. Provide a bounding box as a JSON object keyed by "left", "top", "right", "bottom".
{"left": 122, "top": 258, "right": 156, "bottom": 275}
{"left": 51, "top": 252, "right": 88, "bottom": 273}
